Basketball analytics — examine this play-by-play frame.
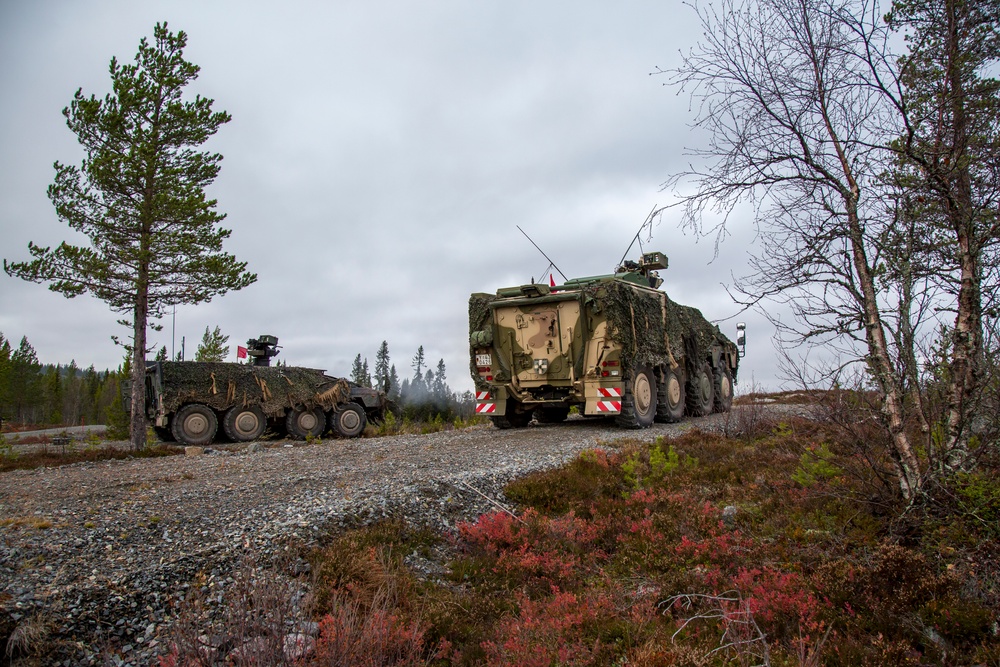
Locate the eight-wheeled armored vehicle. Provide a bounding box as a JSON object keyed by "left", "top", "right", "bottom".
{"left": 469, "top": 252, "right": 742, "bottom": 429}
{"left": 139, "top": 336, "right": 386, "bottom": 446}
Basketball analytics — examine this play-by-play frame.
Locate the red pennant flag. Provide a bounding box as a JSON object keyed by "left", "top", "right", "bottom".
{"left": 549, "top": 274, "right": 556, "bottom": 287}
{"left": 237, "top": 345, "right": 247, "bottom": 359}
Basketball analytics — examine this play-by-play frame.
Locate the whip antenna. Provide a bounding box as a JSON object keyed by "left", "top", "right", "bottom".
{"left": 618, "top": 205, "right": 660, "bottom": 269}
{"left": 517, "top": 226, "right": 569, "bottom": 282}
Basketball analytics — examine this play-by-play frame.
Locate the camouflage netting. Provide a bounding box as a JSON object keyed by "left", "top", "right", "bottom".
{"left": 590, "top": 281, "right": 723, "bottom": 374}
{"left": 468, "top": 293, "right": 497, "bottom": 336}
{"left": 468, "top": 293, "right": 498, "bottom": 391}
{"left": 159, "top": 362, "right": 351, "bottom": 418}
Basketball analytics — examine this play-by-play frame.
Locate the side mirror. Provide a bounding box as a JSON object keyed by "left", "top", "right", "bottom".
{"left": 736, "top": 322, "right": 746, "bottom": 358}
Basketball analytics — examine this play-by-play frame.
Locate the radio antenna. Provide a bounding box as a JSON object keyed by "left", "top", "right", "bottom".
{"left": 517, "top": 226, "right": 569, "bottom": 282}
{"left": 617, "top": 205, "right": 661, "bottom": 269}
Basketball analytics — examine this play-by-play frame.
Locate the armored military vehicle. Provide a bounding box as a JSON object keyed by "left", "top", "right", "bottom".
{"left": 139, "top": 336, "right": 386, "bottom": 446}
{"left": 469, "top": 252, "right": 742, "bottom": 429}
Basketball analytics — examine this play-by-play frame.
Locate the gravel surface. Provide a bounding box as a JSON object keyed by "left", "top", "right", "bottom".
{"left": 0, "top": 412, "right": 744, "bottom": 665}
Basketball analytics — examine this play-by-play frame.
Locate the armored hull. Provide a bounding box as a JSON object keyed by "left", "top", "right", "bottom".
{"left": 141, "top": 361, "right": 386, "bottom": 445}
{"left": 469, "top": 254, "right": 740, "bottom": 429}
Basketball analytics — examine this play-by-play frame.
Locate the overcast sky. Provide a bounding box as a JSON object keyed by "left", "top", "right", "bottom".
{"left": 0, "top": 0, "right": 784, "bottom": 394}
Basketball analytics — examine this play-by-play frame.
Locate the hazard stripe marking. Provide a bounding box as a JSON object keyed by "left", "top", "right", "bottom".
{"left": 598, "top": 387, "right": 623, "bottom": 398}
{"left": 475, "top": 402, "right": 496, "bottom": 414}
{"left": 475, "top": 391, "right": 491, "bottom": 400}
{"left": 596, "top": 401, "right": 622, "bottom": 413}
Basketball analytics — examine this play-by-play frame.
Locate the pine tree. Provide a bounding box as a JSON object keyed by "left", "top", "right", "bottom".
{"left": 3, "top": 24, "right": 255, "bottom": 450}
{"left": 374, "top": 341, "right": 390, "bottom": 392}
{"left": 388, "top": 365, "right": 400, "bottom": 402}
{"left": 9, "top": 337, "right": 42, "bottom": 424}
{"left": 0, "top": 334, "right": 10, "bottom": 423}
{"left": 350, "top": 354, "right": 367, "bottom": 386}
{"left": 44, "top": 365, "right": 63, "bottom": 425}
{"left": 411, "top": 346, "right": 426, "bottom": 390}
{"left": 155, "top": 346, "right": 168, "bottom": 362}
{"left": 433, "top": 358, "right": 448, "bottom": 400}
{"left": 195, "top": 325, "right": 230, "bottom": 362}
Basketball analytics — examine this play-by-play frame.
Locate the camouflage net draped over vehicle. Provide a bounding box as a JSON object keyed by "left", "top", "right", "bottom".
{"left": 590, "top": 281, "right": 721, "bottom": 373}
{"left": 159, "top": 362, "right": 351, "bottom": 417}
{"left": 468, "top": 293, "right": 498, "bottom": 390}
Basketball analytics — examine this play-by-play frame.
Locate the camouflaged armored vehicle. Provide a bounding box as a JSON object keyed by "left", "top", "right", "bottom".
{"left": 139, "top": 336, "right": 386, "bottom": 446}
{"left": 469, "top": 252, "right": 742, "bottom": 429}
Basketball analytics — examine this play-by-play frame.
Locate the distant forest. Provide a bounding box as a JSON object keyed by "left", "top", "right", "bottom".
{"left": 349, "top": 341, "right": 476, "bottom": 422}
{"left": 0, "top": 332, "right": 125, "bottom": 430}
{"left": 0, "top": 332, "right": 476, "bottom": 430}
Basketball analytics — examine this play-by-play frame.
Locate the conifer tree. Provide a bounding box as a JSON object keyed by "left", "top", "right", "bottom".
{"left": 374, "top": 341, "right": 390, "bottom": 392}
{"left": 195, "top": 325, "right": 230, "bottom": 362}
{"left": 4, "top": 24, "right": 255, "bottom": 449}
{"left": 9, "top": 337, "right": 42, "bottom": 424}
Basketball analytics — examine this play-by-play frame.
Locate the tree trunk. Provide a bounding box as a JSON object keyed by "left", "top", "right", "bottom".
{"left": 129, "top": 294, "right": 148, "bottom": 451}
{"left": 940, "top": 0, "right": 982, "bottom": 470}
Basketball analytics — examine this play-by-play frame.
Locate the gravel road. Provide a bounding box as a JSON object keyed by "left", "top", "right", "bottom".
{"left": 0, "top": 413, "right": 740, "bottom": 665}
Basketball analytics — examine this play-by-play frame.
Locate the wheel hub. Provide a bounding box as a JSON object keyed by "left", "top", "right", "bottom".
{"left": 667, "top": 377, "right": 681, "bottom": 405}
{"left": 185, "top": 414, "right": 208, "bottom": 435}
{"left": 339, "top": 410, "right": 360, "bottom": 431}
{"left": 634, "top": 374, "right": 652, "bottom": 413}
{"left": 235, "top": 412, "right": 259, "bottom": 434}
{"left": 299, "top": 411, "right": 318, "bottom": 431}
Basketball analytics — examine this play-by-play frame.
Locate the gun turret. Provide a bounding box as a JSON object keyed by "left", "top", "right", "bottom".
{"left": 246, "top": 335, "right": 280, "bottom": 367}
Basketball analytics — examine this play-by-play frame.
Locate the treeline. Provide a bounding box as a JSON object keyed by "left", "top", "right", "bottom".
{"left": 349, "top": 341, "right": 475, "bottom": 422}
{"left": 0, "top": 332, "right": 125, "bottom": 429}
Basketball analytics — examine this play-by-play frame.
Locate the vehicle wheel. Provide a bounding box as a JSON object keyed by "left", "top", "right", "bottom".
{"left": 656, "top": 367, "right": 685, "bottom": 423}
{"left": 686, "top": 362, "right": 714, "bottom": 417}
{"left": 223, "top": 405, "right": 267, "bottom": 442}
{"left": 171, "top": 404, "right": 218, "bottom": 446}
{"left": 285, "top": 406, "right": 326, "bottom": 440}
{"left": 713, "top": 365, "right": 734, "bottom": 413}
{"left": 490, "top": 401, "right": 533, "bottom": 429}
{"left": 617, "top": 366, "right": 656, "bottom": 429}
{"left": 535, "top": 406, "right": 570, "bottom": 424}
{"left": 332, "top": 403, "right": 367, "bottom": 438}
{"left": 153, "top": 426, "right": 175, "bottom": 442}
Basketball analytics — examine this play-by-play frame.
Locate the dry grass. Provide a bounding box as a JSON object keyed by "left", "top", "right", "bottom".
{"left": 0, "top": 443, "right": 180, "bottom": 473}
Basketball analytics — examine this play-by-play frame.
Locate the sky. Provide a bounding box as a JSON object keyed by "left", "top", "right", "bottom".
{"left": 0, "top": 0, "right": 784, "bottom": 394}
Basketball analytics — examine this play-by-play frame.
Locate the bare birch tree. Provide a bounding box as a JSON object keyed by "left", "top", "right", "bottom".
{"left": 662, "top": 0, "right": 997, "bottom": 498}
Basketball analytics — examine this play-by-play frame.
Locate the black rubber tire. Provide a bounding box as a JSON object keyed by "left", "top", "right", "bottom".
{"left": 171, "top": 404, "right": 218, "bottom": 446}
{"left": 617, "top": 366, "right": 656, "bottom": 429}
{"left": 713, "top": 365, "right": 734, "bottom": 413}
{"left": 535, "top": 406, "right": 570, "bottom": 424}
{"left": 686, "top": 361, "right": 714, "bottom": 417}
{"left": 332, "top": 403, "right": 367, "bottom": 438}
{"left": 285, "top": 406, "right": 326, "bottom": 440}
{"left": 223, "top": 405, "right": 267, "bottom": 442}
{"left": 153, "top": 426, "right": 175, "bottom": 443}
{"left": 490, "top": 401, "right": 533, "bottom": 429}
{"left": 656, "top": 366, "right": 686, "bottom": 423}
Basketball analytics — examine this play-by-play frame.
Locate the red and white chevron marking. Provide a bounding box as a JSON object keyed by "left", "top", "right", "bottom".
{"left": 597, "top": 387, "right": 623, "bottom": 398}
{"left": 475, "top": 402, "right": 496, "bottom": 414}
{"left": 475, "top": 391, "right": 491, "bottom": 400}
{"left": 595, "top": 400, "right": 622, "bottom": 413}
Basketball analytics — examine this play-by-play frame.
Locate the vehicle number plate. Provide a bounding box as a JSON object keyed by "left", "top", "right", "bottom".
{"left": 476, "top": 354, "right": 492, "bottom": 366}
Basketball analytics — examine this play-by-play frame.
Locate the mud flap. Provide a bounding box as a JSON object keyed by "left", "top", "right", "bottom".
{"left": 475, "top": 387, "right": 507, "bottom": 415}
{"left": 584, "top": 384, "right": 623, "bottom": 415}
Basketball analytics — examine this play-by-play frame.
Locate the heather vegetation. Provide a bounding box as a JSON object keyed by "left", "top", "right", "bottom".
{"left": 154, "top": 398, "right": 999, "bottom": 666}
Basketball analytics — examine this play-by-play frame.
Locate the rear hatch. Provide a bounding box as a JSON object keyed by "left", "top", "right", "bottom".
{"left": 492, "top": 292, "right": 585, "bottom": 387}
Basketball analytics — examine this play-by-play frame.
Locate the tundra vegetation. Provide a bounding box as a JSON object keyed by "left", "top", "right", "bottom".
{"left": 143, "top": 399, "right": 999, "bottom": 666}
